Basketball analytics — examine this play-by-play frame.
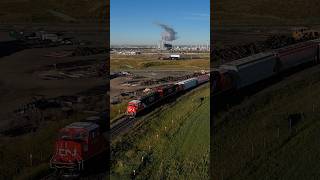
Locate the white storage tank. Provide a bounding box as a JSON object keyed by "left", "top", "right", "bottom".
{"left": 170, "top": 54, "right": 180, "bottom": 60}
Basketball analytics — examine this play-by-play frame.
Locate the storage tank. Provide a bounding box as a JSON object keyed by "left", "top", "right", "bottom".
{"left": 220, "top": 52, "right": 277, "bottom": 89}
{"left": 170, "top": 54, "right": 180, "bottom": 60}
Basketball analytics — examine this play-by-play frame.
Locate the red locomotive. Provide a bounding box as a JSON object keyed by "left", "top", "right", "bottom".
{"left": 126, "top": 75, "right": 209, "bottom": 116}
{"left": 50, "top": 121, "right": 107, "bottom": 176}
{"left": 126, "top": 100, "right": 145, "bottom": 116}
{"left": 126, "top": 83, "right": 187, "bottom": 116}
{"left": 126, "top": 84, "right": 179, "bottom": 116}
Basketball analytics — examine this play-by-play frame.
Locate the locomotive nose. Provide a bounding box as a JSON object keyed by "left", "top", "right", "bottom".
{"left": 127, "top": 105, "right": 137, "bottom": 115}
{"left": 54, "top": 140, "right": 82, "bottom": 163}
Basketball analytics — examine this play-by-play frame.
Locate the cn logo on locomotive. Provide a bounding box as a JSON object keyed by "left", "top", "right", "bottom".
{"left": 58, "top": 148, "right": 78, "bottom": 157}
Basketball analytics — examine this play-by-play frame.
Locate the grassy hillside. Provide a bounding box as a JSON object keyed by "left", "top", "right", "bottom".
{"left": 0, "top": 0, "right": 108, "bottom": 23}
{"left": 214, "top": 0, "right": 320, "bottom": 25}
{"left": 111, "top": 84, "right": 210, "bottom": 179}
{"left": 212, "top": 65, "right": 320, "bottom": 179}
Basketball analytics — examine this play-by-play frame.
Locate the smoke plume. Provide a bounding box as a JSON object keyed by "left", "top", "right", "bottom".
{"left": 156, "top": 23, "right": 177, "bottom": 41}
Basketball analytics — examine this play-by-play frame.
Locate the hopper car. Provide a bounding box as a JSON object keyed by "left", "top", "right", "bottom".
{"left": 212, "top": 39, "right": 320, "bottom": 95}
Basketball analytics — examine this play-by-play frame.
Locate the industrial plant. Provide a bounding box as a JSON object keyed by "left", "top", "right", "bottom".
{"left": 111, "top": 22, "right": 209, "bottom": 57}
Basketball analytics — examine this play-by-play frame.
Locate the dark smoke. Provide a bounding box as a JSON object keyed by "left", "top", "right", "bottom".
{"left": 156, "top": 23, "right": 177, "bottom": 41}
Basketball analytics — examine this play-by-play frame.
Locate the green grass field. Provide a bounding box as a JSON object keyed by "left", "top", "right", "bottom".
{"left": 111, "top": 54, "right": 210, "bottom": 71}
{"left": 110, "top": 101, "right": 128, "bottom": 122}
{"left": 111, "top": 84, "right": 210, "bottom": 179}
{"left": 212, "top": 65, "right": 320, "bottom": 179}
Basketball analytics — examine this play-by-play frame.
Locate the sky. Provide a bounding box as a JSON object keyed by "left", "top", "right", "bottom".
{"left": 110, "top": 0, "right": 210, "bottom": 45}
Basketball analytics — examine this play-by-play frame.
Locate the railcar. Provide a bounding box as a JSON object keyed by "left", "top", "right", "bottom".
{"left": 275, "top": 41, "right": 318, "bottom": 71}
{"left": 220, "top": 52, "right": 278, "bottom": 89}
{"left": 212, "top": 39, "right": 320, "bottom": 97}
{"left": 196, "top": 74, "right": 210, "bottom": 84}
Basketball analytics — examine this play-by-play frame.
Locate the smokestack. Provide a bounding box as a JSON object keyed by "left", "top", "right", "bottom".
{"left": 156, "top": 23, "right": 177, "bottom": 41}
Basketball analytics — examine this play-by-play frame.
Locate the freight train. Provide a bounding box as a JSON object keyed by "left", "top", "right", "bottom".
{"left": 126, "top": 74, "right": 210, "bottom": 116}
{"left": 50, "top": 113, "right": 107, "bottom": 177}
{"left": 49, "top": 74, "right": 209, "bottom": 176}
{"left": 212, "top": 39, "right": 320, "bottom": 95}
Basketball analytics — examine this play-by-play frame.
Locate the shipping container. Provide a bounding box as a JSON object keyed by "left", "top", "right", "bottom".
{"left": 220, "top": 52, "right": 277, "bottom": 89}
{"left": 176, "top": 78, "right": 198, "bottom": 90}
{"left": 276, "top": 41, "right": 317, "bottom": 71}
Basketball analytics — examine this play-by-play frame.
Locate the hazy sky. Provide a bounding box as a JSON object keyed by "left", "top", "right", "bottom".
{"left": 110, "top": 0, "right": 210, "bottom": 45}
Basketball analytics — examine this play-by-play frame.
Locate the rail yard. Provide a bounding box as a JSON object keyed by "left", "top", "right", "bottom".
{"left": 110, "top": 51, "right": 209, "bottom": 121}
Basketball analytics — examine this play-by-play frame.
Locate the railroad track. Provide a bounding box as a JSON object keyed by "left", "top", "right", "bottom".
{"left": 109, "top": 82, "right": 210, "bottom": 140}
{"left": 41, "top": 83, "right": 209, "bottom": 179}
{"left": 41, "top": 171, "right": 107, "bottom": 180}
{"left": 110, "top": 115, "right": 136, "bottom": 138}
